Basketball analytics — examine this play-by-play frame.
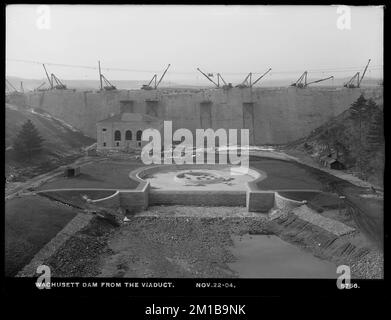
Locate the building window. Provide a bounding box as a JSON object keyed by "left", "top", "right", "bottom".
{"left": 114, "top": 130, "right": 121, "bottom": 141}
{"left": 136, "top": 130, "right": 142, "bottom": 141}
{"left": 125, "top": 130, "right": 132, "bottom": 140}
{"left": 102, "top": 128, "right": 107, "bottom": 132}
{"left": 103, "top": 142, "right": 106, "bottom": 147}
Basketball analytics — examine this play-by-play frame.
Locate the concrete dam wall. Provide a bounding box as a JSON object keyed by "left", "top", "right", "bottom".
{"left": 13, "top": 86, "right": 383, "bottom": 144}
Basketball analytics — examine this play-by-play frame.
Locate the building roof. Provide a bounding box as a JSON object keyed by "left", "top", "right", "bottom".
{"left": 97, "top": 112, "right": 161, "bottom": 124}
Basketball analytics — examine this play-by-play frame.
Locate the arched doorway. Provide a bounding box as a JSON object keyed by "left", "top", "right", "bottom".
{"left": 114, "top": 130, "right": 121, "bottom": 147}
{"left": 125, "top": 130, "right": 132, "bottom": 140}
{"left": 125, "top": 130, "right": 133, "bottom": 152}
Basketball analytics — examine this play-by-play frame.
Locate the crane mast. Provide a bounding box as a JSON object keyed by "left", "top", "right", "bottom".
{"left": 98, "top": 61, "right": 116, "bottom": 91}
{"left": 344, "top": 59, "right": 371, "bottom": 88}
{"left": 142, "top": 64, "right": 171, "bottom": 90}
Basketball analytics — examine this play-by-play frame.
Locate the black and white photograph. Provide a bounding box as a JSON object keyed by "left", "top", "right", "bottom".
{"left": 4, "top": 4, "right": 384, "bottom": 299}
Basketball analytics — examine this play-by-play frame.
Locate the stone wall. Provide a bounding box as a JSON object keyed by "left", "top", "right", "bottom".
{"left": 149, "top": 190, "right": 247, "bottom": 207}
{"left": 246, "top": 191, "right": 275, "bottom": 212}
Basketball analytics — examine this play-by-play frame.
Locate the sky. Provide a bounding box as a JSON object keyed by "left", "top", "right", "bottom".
{"left": 6, "top": 5, "right": 384, "bottom": 85}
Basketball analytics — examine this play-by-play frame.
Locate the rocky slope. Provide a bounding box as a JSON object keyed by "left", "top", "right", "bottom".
{"left": 6, "top": 103, "right": 95, "bottom": 182}
{"left": 286, "top": 94, "right": 384, "bottom": 187}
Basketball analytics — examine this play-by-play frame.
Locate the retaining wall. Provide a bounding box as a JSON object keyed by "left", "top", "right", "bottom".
{"left": 246, "top": 191, "right": 275, "bottom": 212}
{"left": 149, "top": 190, "right": 247, "bottom": 207}
{"left": 274, "top": 192, "right": 305, "bottom": 211}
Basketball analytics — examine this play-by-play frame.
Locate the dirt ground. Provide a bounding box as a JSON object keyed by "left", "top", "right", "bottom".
{"left": 41, "top": 205, "right": 383, "bottom": 279}
{"left": 45, "top": 210, "right": 270, "bottom": 278}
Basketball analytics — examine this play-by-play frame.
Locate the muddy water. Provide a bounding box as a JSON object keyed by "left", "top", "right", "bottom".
{"left": 229, "top": 234, "right": 337, "bottom": 278}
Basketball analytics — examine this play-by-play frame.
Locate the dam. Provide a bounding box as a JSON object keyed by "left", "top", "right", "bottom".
{"left": 8, "top": 86, "right": 383, "bottom": 144}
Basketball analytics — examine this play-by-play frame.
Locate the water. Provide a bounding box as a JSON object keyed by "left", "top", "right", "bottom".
{"left": 229, "top": 234, "right": 337, "bottom": 278}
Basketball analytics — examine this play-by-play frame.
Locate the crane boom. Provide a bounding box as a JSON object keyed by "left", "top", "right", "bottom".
{"left": 359, "top": 59, "right": 371, "bottom": 85}
{"left": 306, "top": 76, "right": 334, "bottom": 85}
{"left": 197, "top": 68, "right": 219, "bottom": 87}
{"left": 98, "top": 61, "right": 103, "bottom": 90}
{"left": 252, "top": 68, "right": 272, "bottom": 86}
{"left": 156, "top": 64, "right": 171, "bottom": 88}
{"left": 43, "top": 64, "right": 53, "bottom": 89}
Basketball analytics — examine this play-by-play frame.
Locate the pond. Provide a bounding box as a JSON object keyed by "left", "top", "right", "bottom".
{"left": 229, "top": 234, "right": 337, "bottom": 278}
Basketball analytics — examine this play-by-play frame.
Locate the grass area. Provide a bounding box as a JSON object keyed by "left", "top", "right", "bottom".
{"left": 250, "top": 158, "right": 324, "bottom": 190}
{"left": 5, "top": 195, "right": 77, "bottom": 276}
{"left": 37, "top": 160, "right": 143, "bottom": 191}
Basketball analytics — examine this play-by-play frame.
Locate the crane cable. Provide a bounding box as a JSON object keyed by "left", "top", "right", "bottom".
{"left": 6, "top": 58, "right": 383, "bottom": 76}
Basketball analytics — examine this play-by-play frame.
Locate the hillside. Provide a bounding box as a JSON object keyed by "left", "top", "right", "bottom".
{"left": 286, "top": 94, "right": 384, "bottom": 187}
{"left": 6, "top": 104, "right": 95, "bottom": 182}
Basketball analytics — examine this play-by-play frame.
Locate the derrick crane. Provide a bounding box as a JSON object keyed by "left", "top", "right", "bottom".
{"left": 51, "top": 74, "right": 66, "bottom": 89}
{"left": 197, "top": 68, "right": 232, "bottom": 89}
{"left": 142, "top": 64, "right": 171, "bottom": 90}
{"left": 42, "top": 64, "right": 67, "bottom": 90}
{"left": 142, "top": 74, "right": 157, "bottom": 90}
{"left": 290, "top": 71, "right": 333, "bottom": 88}
{"left": 236, "top": 68, "right": 272, "bottom": 88}
{"left": 236, "top": 73, "right": 252, "bottom": 88}
{"left": 344, "top": 59, "right": 371, "bottom": 88}
{"left": 98, "top": 61, "right": 116, "bottom": 91}
{"left": 290, "top": 71, "right": 308, "bottom": 88}
{"left": 217, "top": 73, "right": 232, "bottom": 90}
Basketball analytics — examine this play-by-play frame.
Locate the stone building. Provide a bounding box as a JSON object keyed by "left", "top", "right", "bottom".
{"left": 96, "top": 111, "right": 163, "bottom": 151}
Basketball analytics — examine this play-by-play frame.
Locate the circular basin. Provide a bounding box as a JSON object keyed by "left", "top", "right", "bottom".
{"left": 141, "top": 165, "right": 263, "bottom": 191}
